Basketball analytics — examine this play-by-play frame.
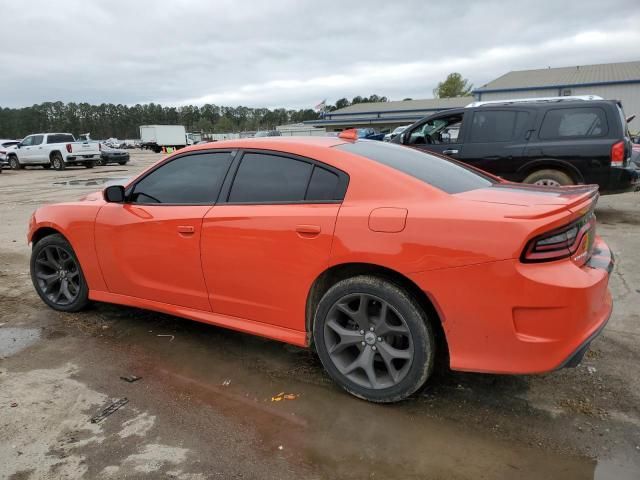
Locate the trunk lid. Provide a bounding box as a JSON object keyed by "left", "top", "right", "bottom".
{"left": 455, "top": 183, "right": 599, "bottom": 219}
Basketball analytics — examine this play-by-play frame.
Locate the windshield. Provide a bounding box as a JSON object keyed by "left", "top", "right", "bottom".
{"left": 336, "top": 141, "right": 496, "bottom": 194}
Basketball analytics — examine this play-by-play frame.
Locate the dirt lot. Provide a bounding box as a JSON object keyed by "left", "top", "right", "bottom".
{"left": 1, "top": 151, "right": 639, "bottom": 479}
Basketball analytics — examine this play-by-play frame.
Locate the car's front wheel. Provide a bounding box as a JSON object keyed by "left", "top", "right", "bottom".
{"left": 9, "top": 156, "right": 22, "bottom": 170}
{"left": 313, "top": 275, "right": 435, "bottom": 403}
{"left": 30, "top": 234, "right": 90, "bottom": 312}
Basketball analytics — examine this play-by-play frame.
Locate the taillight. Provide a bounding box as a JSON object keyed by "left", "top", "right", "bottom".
{"left": 66, "top": 144, "right": 72, "bottom": 153}
{"left": 522, "top": 213, "right": 595, "bottom": 263}
{"left": 99, "top": 143, "right": 102, "bottom": 151}
{"left": 610, "top": 141, "right": 624, "bottom": 167}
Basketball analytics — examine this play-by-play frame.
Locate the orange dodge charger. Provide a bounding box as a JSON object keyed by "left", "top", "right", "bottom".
{"left": 28, "top": 134, "right": 613, "bottom": 402}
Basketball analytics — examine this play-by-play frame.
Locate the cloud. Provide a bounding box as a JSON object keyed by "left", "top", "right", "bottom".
{"left": 1, "top": 0, "right": 639, "bottom": 109}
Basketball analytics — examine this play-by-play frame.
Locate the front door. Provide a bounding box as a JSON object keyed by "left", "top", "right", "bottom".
{"left": 94, "top": 151, "right": 234, "bottom": 310}
{"left": 201, "top": 151, "right": 346, "bottom": 331}
{"left": 406, "top": 112, "right": 465, "bottom": 160}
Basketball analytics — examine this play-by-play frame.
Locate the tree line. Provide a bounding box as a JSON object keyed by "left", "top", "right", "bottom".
{"left": 0, "top": 72, "right": 472, "bottom": 139}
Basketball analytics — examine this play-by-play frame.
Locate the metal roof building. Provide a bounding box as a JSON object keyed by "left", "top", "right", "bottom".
{"left": 473, "top": 60, "right": 640, "bottom": 131}
{"left": 304, "top": 97, "right": 473, "bottom": 132}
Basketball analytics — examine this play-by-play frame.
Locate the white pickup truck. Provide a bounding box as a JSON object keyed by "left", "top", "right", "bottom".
{"left": 6, "top": 133, "right": 101, "bottom": 170}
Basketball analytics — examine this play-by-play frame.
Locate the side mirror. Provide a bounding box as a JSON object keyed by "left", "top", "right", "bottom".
{"left": 104, "top": 185, "right": 125, "bottom": 203}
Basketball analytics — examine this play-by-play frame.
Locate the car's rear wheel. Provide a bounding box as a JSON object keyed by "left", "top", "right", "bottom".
{"left": 9, "top": 156, "right": 22, "bottom": 170}
{"left": 313, "top": 275, "right": 435, "bottom": 403}
{"left": 51, "top": 153, "right": 65, "bottom": 170}
{"left": 523, "top": 169, "right": 574, "bottom": 187}
{"left": 30, "top": 234, "right": 89, "bottom": 312}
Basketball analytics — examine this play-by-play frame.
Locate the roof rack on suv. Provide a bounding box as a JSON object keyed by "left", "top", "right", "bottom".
{"left": 465, "top": 95, "right": 604, "bottom": 108}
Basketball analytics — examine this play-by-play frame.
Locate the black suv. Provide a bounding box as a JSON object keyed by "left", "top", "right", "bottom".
{"left": 392, "top": 97, "right": 638, "bottom": 193}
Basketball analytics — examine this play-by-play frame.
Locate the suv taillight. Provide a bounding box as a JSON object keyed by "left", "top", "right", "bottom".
{"left": 610, "top": 141, "right": 624, "bottom": 167}
{"left": 66, "top": 143, "right": 72, "bottom": 153}
{"left": 522, "top": 213, "right": 596, "bottom": 263}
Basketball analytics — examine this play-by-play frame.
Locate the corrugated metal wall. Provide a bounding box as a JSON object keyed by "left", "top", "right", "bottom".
{"left": 477, "top": 84, "right": 640, "bottom": 132}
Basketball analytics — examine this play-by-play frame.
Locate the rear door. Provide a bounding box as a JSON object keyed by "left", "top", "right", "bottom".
{"left": 201, "top": 150, "right": 347, "bottom": 331}
{"left": 94, "top": 151, "right": 234, "bottom": 310}
{"left": 457, "top": 109, "right": 533, "bottom": 179}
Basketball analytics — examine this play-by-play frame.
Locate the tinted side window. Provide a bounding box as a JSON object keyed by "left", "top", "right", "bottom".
{"left": 31, "top": 135, "right": 44, "bottom": 145}
{"left": 228, "top": 153, "right": 312, "bottom": 203}
{"left": 131, "top": 152, "right": 232, "bottom": 204}
{"left": 468, "top": 110, "right": 529, "bottom": 143}
{"left": 539, "top": 107, "right": 608, "bottom": 139}
{"left": 337, "top": 141, "right": 495, "bottom": 194}
{"left": 47, "top": 134, "right": 75, "bottom": 144}
{"left": 305, "top": 166, "right": 341, "bottom": 201}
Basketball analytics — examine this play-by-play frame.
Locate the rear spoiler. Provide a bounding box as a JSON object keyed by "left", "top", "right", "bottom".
{"left": 505, "top": 185, "right": 599, "bottom": 220}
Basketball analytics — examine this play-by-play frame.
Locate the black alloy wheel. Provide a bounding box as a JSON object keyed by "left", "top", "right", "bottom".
{"left": 31, "top": 234, "right": 89, "bottom": 312}
{"left": 314, "top": 276, "right": 434, "bottom": 403}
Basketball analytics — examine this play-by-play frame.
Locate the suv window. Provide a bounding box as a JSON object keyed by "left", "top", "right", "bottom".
{"left": 407, "top": 114, "right": 463, "bottom": 145}
{"left": 131, "top": 152, "right": 232, "bottom": 204}
{"left": 228, "top": 153, "right": 312, "bottom": 203}
{"left": 539, "top": 107, "right": 608, "bottom": 139}
{"left": 468, "top": 110, "right": 529, "bottom": 143}
{"left": 337, "top": 141, "right": 495, "bottom": 194}
{"left": 47, "top": 134, "right": 75, "bottom": 144}
{"left": 31, "top": 135, "right": 44, "bottom": 145}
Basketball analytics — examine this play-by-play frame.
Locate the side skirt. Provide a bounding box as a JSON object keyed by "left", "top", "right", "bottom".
{"left": 89, "top": 290, "right": 309, "bottom": 347}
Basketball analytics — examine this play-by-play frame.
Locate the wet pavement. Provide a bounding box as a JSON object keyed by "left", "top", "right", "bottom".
{"left": 1, "top": 152, "right": 639, "bottom": 479}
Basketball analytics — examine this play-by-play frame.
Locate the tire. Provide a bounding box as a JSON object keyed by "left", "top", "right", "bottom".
{"left": 84, "top": 161, "right": 94, "bottom": 169}
{"left": 313, "top": 275, "right": 435, "bottom": 403}
{"left": 523, "top": 169, "right": 574, "bottom": 187}
{"left": 118, "top": 160, "right": 128, "bottom": 165}
{"left": 97, "top": 157, "right": 107, "bottom": 166}
{"left": 51, "top": 153, "right": 65, "bottom": 170}
{"left": 30, "top": 233, "right": 90, "bottom": 312}
{"left": 9, "top": 156, "right": 22, "bottom": 170}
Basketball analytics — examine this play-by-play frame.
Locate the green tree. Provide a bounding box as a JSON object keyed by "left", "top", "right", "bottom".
{"left": 432, "top": 73, "right": 473, "bottom": 98}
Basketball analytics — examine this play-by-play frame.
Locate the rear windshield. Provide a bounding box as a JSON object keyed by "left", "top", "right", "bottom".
{"left": 47, "top": 134, "right": 75, "bottom": 144}
{"left": 336, "top": 141, "right": 495, "bottom": 194}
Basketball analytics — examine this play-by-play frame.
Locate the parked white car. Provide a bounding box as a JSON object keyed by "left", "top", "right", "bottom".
{"left": 7, "top": 133, "right": 101, "bottom": 170}
{"left": 383, "top": 125, "right": 410, "bottom": 142}
{"left": 0, "top": 139, "right": 21, "bottom": 171}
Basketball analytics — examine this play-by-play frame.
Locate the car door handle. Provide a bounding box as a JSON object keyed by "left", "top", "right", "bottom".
{"left": 177, "top": 225, "right": 195, "bottom": 234}
{"left": 296, "top": 224, "right": 321, "bottom": 238}
{"left": 442, "top": 149, "right": 459, "bottom": 155}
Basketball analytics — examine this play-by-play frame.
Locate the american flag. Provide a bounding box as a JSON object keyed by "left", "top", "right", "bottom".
{"left": 314, "top": 99, "right": 327, "bottom": 112}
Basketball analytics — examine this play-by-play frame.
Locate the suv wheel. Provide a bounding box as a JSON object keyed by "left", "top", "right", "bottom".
{"left": 9, "top": 156, "right": 22, "bottom": 170}
{"left": 51, "top": 153, "right": 65, "bottom": 170}
{"left": 30, "top": 234, "right": 90, "bottom": 312}
{"left": 313, "top": 275, "right": 435, "bottom": 403}
{"left": 523, "top": 169, "right": 574, "bottom": 187}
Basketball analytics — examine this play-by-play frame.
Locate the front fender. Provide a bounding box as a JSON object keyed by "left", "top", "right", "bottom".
{"left": 29, "top": 202, "right": 107, "bottom": 291}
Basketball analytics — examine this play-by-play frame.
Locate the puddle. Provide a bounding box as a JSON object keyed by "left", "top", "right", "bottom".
{"left": 53, "top": 176, "right": 129, "bottom": 187}
{"left": 0, "top": 327, "right": 41, "bottom": 358}
{"left": 88, "top": 305, "right": 631, "bottom": 480}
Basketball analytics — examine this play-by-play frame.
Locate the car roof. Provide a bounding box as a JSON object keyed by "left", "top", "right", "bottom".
{"left": 182, "top": 136, "right": 348, "bottom": 153}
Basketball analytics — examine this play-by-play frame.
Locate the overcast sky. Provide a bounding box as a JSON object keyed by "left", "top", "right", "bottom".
{"left": 2, "top": 0, "right": 639, "bottom": 109}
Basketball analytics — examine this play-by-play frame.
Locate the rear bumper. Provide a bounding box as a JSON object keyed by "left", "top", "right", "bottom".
{"left": 67, "top": 154, "right": 100, "bottom": 161}
{"left": 601, "top": 166, "right": 639, "bottom": 194}
{"left": 408, "top": 236, "right": 613, "bottom": 374}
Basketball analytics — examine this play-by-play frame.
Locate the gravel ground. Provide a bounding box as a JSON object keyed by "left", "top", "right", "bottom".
{"left": 0, "top": 151, "right": 639, "bottom": 479}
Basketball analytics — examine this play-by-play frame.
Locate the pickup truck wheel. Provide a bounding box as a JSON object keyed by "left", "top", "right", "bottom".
{"left": 51, "top": 153, "right": 65, "bottom": 170}
{"left": 523, "top": 169, "right": 574, "bottom": 187}
{"left": 9, "top": 156, "right": 22, "bottom": 170}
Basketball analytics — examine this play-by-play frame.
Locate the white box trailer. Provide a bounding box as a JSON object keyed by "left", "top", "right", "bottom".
{"left": 140, "top": 125, "right": 187, "bottom": 152}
